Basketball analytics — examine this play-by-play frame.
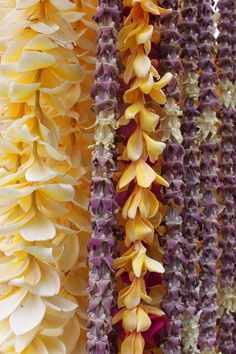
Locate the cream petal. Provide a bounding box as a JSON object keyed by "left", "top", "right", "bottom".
{"left": 126, "top": 127, "right": 143, "bottom": 161}
{"left": 30, "top": 262, "right": 60, "bottom": 297}
{"left": 0, "top": 255, "right": 29, "bottom": 282}
{"left": 22, "top": 337, "right": 48, "bottom": 354}
{"left": 43, "top": 337, "right": 66, "bottom": 354}
{"left": 10, "top": 294, "right": 46, "bottom": 335}
{"left": 9, "top": 82, "right": 40, "bottom": 102}
{"left": 21, "top": 214, "right": 56, "bottom": 241}
{"left": 25, "top": 157, "right": 58, "bottom": 182}
{"left": 44, "top": 295, "right": 78, "bottom": 312}
{"left": 133, "top": 50, "right": 151, "bottom": 78}
{"left": 14, "top": 327, "right": 38, "bottom": 353}
{"left": 0, "top": 320, "right": 12, "bottom": 346}
{"left": 18, "top": 51, "right": 55, "bottom": 72}
{"left": 31, "top": 22, "right": 59, "bottom": 35}
{"left": 16, "top": 0, "right": 40, "bottom": 9}
{"left": 59, "top": 317, "right": 80, "bottom": 354}
{"left": 25, "top": 34, "right": 57, "bottom": 51}
{"left": 39, "top": 184, "right": 74, "bottom": 202}
{"left": 24, "top": 246, "right": 55, "bottom": 263}
{"left": 50, "top": 0, "right": 75, "bottom": 10}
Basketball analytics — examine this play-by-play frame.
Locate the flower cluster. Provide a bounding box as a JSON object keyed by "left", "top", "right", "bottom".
{"left": 158, "top": 1, "right": 184, "bottom": 353}
{"left": 0, "top": 0, "right": 94, "bottom": 352}
{"left": 112, "top": 0, "right": 172, "bottom": 353}
{"left": 179, "top": 1, "right": 201, "bottom": 352}
{"left": 217, "top": 1, "right": 236, "bottom": 353}
{"left": 87, "top": 0, "right": 121, "bottom": 353}
{"left": 197, "top": 1, "right": 220, "bottom": 353}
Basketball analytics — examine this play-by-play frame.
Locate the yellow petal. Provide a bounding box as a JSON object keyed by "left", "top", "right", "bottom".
{"left": 132, "top": 243, "right": 146, "bottom": 277}
{"left": 122, "top": 187, "right": 141, "bottom": 219}
{"left": 136, "top": 306, "right": 151, "bottom": 332}
{"left": 122, "top": 308, "right": 137, "bottom": 332}
{"left": 150, "top": 88, "right": 167, "bottom": 105}
{"left": 155, "top": 173, "right": 169, "bottom": 187}
{"left": 154, "top": 72, "right": 173, "bottom": 89}
{"left": 134, "top": 48, "right": 151, "bottom": 78}
{"left": 136, "top": 160, "right": 156, "bottom": 188}
{"left": 140, "top": 73, "right": 154, "bottom": 94}
{"left": 118, "top": 162, "right": 138, "bottom": 189}
{"left": 134, "top": 333, "right": 145, "bottom": 354}
{"left": 139, "top": 106, "right": 159, "bottom": 132}
{"left": 136, "top": 24, "right": 153, "bottom": 44}
{"left": 125, "top": 102, "right": 142, "bottom": 120}
{"left": 143, "top": 132, "right": 166, "bottom": 163}
{"left": 144, "top": 255, "right": 165, "bottom": 273}
{"left": 126, "top": 127, "right": 143, "bottom": 161}
{"left": 121, "top": 333, "right": 135, "bottom": 354}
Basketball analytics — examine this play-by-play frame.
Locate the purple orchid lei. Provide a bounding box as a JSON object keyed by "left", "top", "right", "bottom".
{"left": 197, "top": 0, "right": 220, "bottom": 352}
{"left": 87, "top": 1, "right": 120, "bottom": 353}
{"left": 179, "top": 1, "right": 201, "bottom": 352}
{"left": 158, "top": 1, "right": 185, "bottom": 353}
{"left": 217, "top": 1, "right": 236, "bottom": 353}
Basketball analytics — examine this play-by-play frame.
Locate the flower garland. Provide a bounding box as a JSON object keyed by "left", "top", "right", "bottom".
{"left": 179, "top": 1, "right": 201, "bottom": 352}
{"left": 158, "top": 1, "right": 184, "bottom": 353}
{"left": 112, "top": 0, "right": 172, "bottom": 353}
{"left": 87, "top": 0, "right": 121, "bottom": 352}
{"left": 217, "top": 1, "right": 236, "bottom": 352}
{"left": 197, "top": 1, "right": 220, "bottom": 352}
{"left": 0, "top": 1, "right": 92, "bottom": 352}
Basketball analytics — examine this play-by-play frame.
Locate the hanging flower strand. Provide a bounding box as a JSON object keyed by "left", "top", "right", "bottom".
{"left": 0, "top": 1, "right": 88, "bottom": 352}
{"left": 179, "top": 0, "right": 201, "bottom": 352}
{"left": 112, "top": 0, "right": 172, "bottom": 353}
{"left": 197, "top": 0, "right": 220, "bottom": 353}
{"left": 158, "top": 0, "right": 184, "bottom": 353}
{"left": 87, "top": 0, "right": 121, "bottom": 353}
{"left": 217, "top": 1, "right": 236, "bottom": 352}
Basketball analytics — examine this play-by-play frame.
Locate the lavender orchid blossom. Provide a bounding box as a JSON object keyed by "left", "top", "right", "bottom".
{"left": 197, "top": 1, "right": 220, "bottom": 352}
{"left": 159, "top": 1, "right": 184, "bottom": 353}
{"left": 87, "top": 1, "right": 120, "bottom": 353}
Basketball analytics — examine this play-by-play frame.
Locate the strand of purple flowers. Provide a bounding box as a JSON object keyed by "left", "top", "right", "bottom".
{"left": 179, "top": 1, "right": 201, "bottom": 352}
{"left": 197, "top": 1, "right": 220, "bottom": 352}
{"left": 217, "top": 1, "right": 236, "bottom": 353}
{"left": 87, "top": 1, "right": 120, "bottom": 353}
{"left": 158, "top": 1, "right": 184, "bottom": 353}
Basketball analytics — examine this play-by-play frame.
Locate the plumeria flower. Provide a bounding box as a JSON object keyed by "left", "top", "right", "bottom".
{"left": 122, "top": 185, "right": 159, "bottom": 219}
{"left": 124, "top": 70, "right": 172, "bottom": 105}
{"left": 121, "top": 126, "right": 166, "bottom": 162}
{"left": 123, "top": 0, "right": 171, "bottom": 16}
{"left": 115, "top": 241, "right": 164, "bottom": 277}
{"left": 120, "top": 101, "right": 160, "bottom": 132}
{"left": 118, "top": 159, "right": 169, "bottom": 190}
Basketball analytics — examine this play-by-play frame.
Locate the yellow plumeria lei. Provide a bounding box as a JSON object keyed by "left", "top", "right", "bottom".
{"left": 113, "top": 0, "right": 172, "bottom": 353}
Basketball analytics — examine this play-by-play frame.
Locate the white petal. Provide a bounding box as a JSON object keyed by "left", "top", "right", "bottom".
{"left": 25, "top": 157, "right": 58, "bottom": 182}
{"left": 10, "top": 294, "right": 46, "bottom": 335}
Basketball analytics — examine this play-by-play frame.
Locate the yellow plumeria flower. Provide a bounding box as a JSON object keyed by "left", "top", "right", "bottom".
{"left": 115, "top": 241, "right": 164, "bottom": 277}
{"left": 118, "top": 275, "right": 151, "bottom": 310}
{"left": 118, "top": 159, "right": 169, "bottom": 190}
{"left": 121, "top": 126, "right": 166, "bottom": 162}
{"left": 113, "top": 303, "right": 164, "bottom": 332}
{"left": 123, "top": 0, "right": 171, "bottom": 16}
{"left": 122, "top": 186, "right": 159, "bottom": 219}
{"left": 124, "top": 71, "right": 172, "bottom": 105}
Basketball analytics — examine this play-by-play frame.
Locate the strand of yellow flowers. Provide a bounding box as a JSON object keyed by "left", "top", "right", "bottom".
{"left": 113, "top": 0, "right": 172, "bottom": 352}
{"left": 0, "top": 1, "right": 94, "bottom": 352}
